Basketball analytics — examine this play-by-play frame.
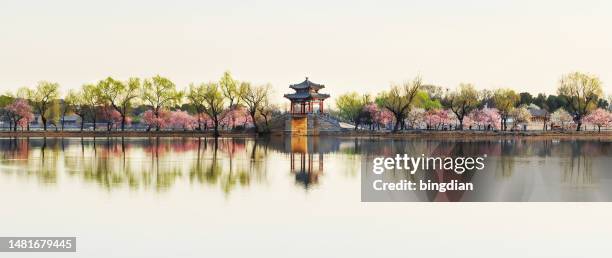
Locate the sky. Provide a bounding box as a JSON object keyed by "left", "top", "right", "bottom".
{"left": 0, "top": 0, "right": 611, "bottom": 104}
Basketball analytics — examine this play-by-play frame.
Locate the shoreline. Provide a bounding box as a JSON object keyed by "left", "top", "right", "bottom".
{"left": 0, "top": 130, "right": 610, "bottom": 139}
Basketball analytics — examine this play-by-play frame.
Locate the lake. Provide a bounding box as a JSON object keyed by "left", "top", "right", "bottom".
{"left": 1, "top": 136, "right": 611, "bottom": 257}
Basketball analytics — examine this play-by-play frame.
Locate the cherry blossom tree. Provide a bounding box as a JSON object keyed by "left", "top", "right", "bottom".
{"left": 425, "top": 109, "right": 452, "bottom": 130}
{"left": 6, "top": 99, "right": 34, "bottom": 131}
{"left": 467, "top": 108, "right": 501, "bottom": 130}
{"left": 582, "top": 108, "right": 611, "bottom": 132}
{"left": 220, "top": 106, "right": 252, "bottom": 130}
{"left": 169, "top": 111, "right": 197, "bottom": 130}
{"left": 406, "top": 108, "right": 425, "bottom": 129}
{"left": 510, "top": 106, "right": 532, "bottom": 131}
{"left": 142, "top": 109, "right": 170, "bottom": 131}
{"left": 550, "top": 109, "right": 573, "bottom": 131}
{"left": 100, "top": 105, "right": 122, "bottom": 131}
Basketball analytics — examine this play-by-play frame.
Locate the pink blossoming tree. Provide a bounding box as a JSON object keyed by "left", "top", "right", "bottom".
{"left": 582, "top": 108, "right": 612, "bottom": 132}
{"left": 6, "top": 98, "right": 34, "bottom": 131}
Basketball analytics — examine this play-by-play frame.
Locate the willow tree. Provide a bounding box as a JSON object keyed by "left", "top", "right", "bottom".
{"left": 65, "top": 89, "right": 87, "bottom": 131}
{"left": 187, "top": 83, "right": 207, "bottom": 130}
{"left": 219, "top": 71, "right": 242, "bottom": 108}
{"left": 336, "top": 92, "right": 368, "bottom": 130}
{"left": 446, "top": 83, "right": 479, "bottom": 130}
{"left": 239, "top": 82, "right": 270, "bottom": 133}
{"left": 98, "top": 77, "right": 141, "bottom": 131}
{"left": 492, "top": 88, "right": 519, "bottom": 131}
{"left": 82, "top": 84, "right": 103, "bottom": 131}
{"left": 376, "top": 77, "right": 422, "bottom": 132}
{"left": 141, "top": 75, "right": 182, "bottom": 131}
{"left": 25, "top": 81, "right": 60, "bottom": 131}
{"left": 200, "top": 82, "right": 226, "bottom": 137}
{"left": 557, "top": 72, "right": 604, "bottom": 131}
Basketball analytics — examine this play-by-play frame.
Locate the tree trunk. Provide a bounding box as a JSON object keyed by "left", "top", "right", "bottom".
{"left": 121, "top": 115, "right": 126, "bottom": 131}
{"left": 250, "top": 112, "right": 258, "bottom": 133}
{"left": 576, "top": 122, "right": 582, "bottom": 131}
{"left": 213, "top": 122, "right": 220, "bottom": 137}
{"left": 42, "top": 116, "right": 47, "bottom": 131}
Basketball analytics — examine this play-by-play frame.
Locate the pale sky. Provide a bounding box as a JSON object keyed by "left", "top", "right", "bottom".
{"left": 1, "top": 0, "right": 611, "bottom": 103}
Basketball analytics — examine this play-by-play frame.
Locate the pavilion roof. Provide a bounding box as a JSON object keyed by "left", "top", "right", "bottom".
{"left": 284, "top": 92, "right": 330, "bottom": 101}
{"left": 289, "top": 77, "right": 325, "bottom": 90}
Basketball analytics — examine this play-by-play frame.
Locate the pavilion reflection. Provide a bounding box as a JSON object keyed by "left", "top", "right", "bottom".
{"left": 289, "top": 136, "right": 324, "bottom": 189}
{"left": 0, "top": 137, "right": 608, "bottom": 199}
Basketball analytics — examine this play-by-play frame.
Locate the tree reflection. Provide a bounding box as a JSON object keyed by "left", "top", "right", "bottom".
{"left": 0, "top": 137, "right": 609, "bottom": 198}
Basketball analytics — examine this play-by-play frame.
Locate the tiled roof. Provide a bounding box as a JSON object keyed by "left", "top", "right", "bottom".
{"left": 284, "top": 92, "right": 330, "bottom": 100}
{"left": 289, "top": 77, "right": 325, "bottom": 90}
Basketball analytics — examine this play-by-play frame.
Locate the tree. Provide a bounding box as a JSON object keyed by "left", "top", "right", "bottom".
{"left": 65, "top": 89, "right": 87, "bottom": 131}
{"left": 141, "top": 75, "right": 182, "bottom": 131}
{"left": 445, "top": 83, "right": 479, "bottom": 130}
{"left": 582, "top": 108, "right": 611, "bottom": 132}
{"left": 557, "top": 72, "right": 604, "bottom": 131}
{"left": 142, "top": 110, "right": 170, "bottom": 131}
{"left": 219, "top": 71, "right": 241, "bottom": 108}
{"left": 82, "top": 84, "right": 103, "bottom": 131}
{"left": 492, "top": 88, "right": 519, "bottom": 131}
{"left": 5, "top": 99, "right": 34, "bottom": 131}
{"left": 406, "top": 107, "right": 425, "bottom": 129}
{"left": 98, "top": 77, "right": 141, "bottom": 131}
{"left": 336, "top": 92, "right": 368, "bottom": 130}
{"left": 467, "top": 108, "right": 501, "bottom": 130}
{"left": 550, "top": 109, "right": 573, "bottom": 130}
{"left": 240, "top": 82, "right": 270, "bottom": 133}
{"left": 256, "top": 99, "right": 277, "bottom": 131}
{"left": 25, "top": 81, "right": 60, "bottom": 131}
{"left": 533, "top": 93, "right": 547, "bottom": 109}
{"left": 413, "top": 91, "right": 442, "bottom": 110}
{"left": 201, "top": 82, "right": 226, "bottom": 137}
{"left": 100, "top": 105, "right": 122, "bottom": 131}
{"left": 60, "top": 93, "right": 74, "bottom": 131}
{"left": 169, "top": 111, "right": 197, "bottom": 130}
{"left": 187, "top": 83, "right": 207, "bottom": 130}
{"left": 518, "top": 92, "right": 533, "bottom": 106}
{"left": 509, "top": 106, "right": 531, "bottom": 131}
{"left": 376, "top": 77, "right": 422, "bottom": 131}
{"left": 424, "top": 109, "right": 452, "bottom": 130}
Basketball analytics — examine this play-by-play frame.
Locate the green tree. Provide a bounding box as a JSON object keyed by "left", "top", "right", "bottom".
{"left": 141, "top": 75, "right": 182, "bottom": 131}
{"left": 376, "top": 77, "right": 422, "bottom": 132}
{"left": 240, "top": 82, "right": 271, "bottom": 133}
{"left": 336, "top": 92, "right": 368, "bottom": 130}
{"left": 60, "top": 94, "right": 74, "bottom": 131}
{"left": 187, "top": 83, "right": 207, "bottom": 130}
{"left": 492, "top": 88, "right": 519, "bottom": 131}
{"left": 98, "top": 77, "right": 141, "bottom": 131}
{"left": 445, "top": 83, "right": 479, "bottom": 130}
{"left": 82, "top": 84, "right": 103, "bottom": 131}
{"left": 65, "top": 89, "right": 87, "bottom": 131}
{"left": 25, "top": 81, "right": 60, "bottom": 131}
{"left": 219, "top": 71, "right": 242, "bottom": 108}
{"left": 413, "top": 91, "right": 442, "bottom": 110}
{"left": 557, "top": 72, "right": 604, "bottom": 131}
{"left": 201, "top": 82, "right": 226, "bottom": 137}
{"left": 518, "top": 92, "right": 533, "bottom": 106}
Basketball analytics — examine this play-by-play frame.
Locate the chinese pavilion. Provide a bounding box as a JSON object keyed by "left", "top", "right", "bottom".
{"left": 284, "top": 77, "right": 330, "bottom": 114}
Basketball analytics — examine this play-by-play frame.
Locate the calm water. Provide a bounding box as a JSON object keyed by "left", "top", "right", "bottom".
{"left": 1, "top": 136, "right": 611, "bottom": 257}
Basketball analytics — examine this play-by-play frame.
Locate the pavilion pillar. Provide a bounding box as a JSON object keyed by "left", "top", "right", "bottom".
{"left": 320, "top": 100, "right": 323, "bottom": 113}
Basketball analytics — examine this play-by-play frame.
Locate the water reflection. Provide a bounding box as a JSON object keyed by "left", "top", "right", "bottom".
{"left": 0, "top": 137, "right": 610, "bottom": 200}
